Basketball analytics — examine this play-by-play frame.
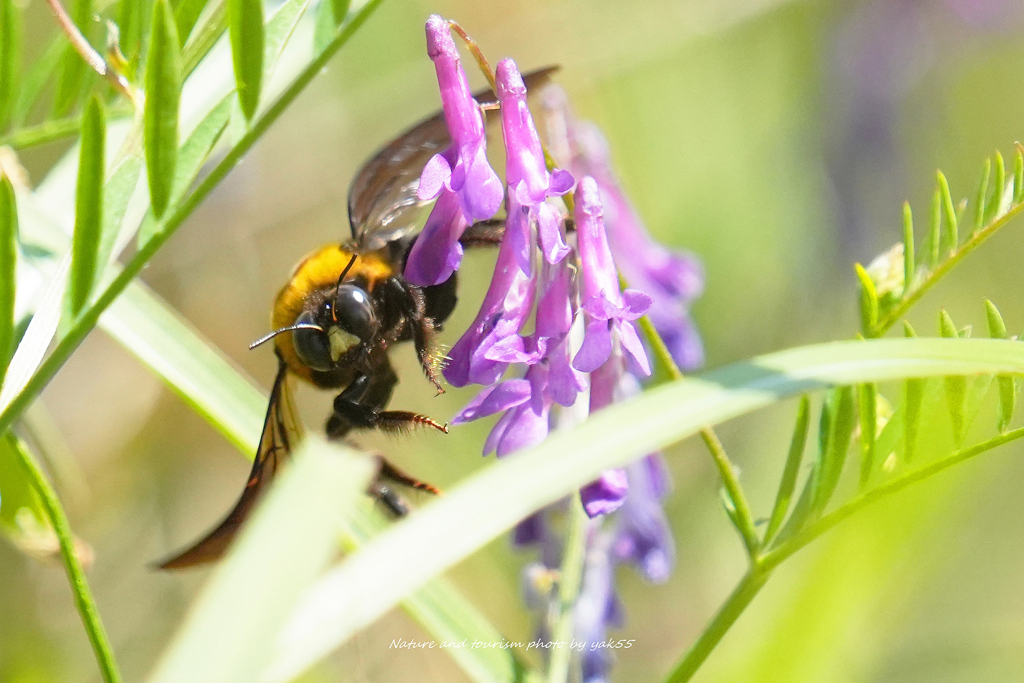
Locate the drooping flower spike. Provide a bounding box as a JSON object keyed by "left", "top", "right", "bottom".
{"left": 404, "top": 15, "right": 504, "bottom": 286}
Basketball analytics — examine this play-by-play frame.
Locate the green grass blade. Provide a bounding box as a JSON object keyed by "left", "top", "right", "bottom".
{"left": 96, "top": 156, "right": 143, "bottom": 277}
{"left": 854, "top": 262, "right": 877, "bottom": 335}
{"left": 939, "top": 310, "right": 968, "bottom": 444}
{"left": 0, "top": 177, "right": 15, "bottom": 385}
{"left": 264, "top": 0, "right": 312, "bottom": 81}
{"left": 857, "top": 382, "right": 877, "bottom": 485}
{"left": 927, "top": 188, "right": 941, "bottom": 267}
{"left": 147, "top": 437, "right": 375, "bottom": 683}
{"left": 12, "top": 35, "right": 64, "bottom": 126}
{"left": 1014, "top": 147, "right": 1023, "bottom": 205}
{"left": 974, "top": 157, "right": 991, "bottom": 232}
{"left": 331, "top": 0, "right": 351, "bottom": 24}
{"left": 144, "top": 0, "right": 182, "bottom": 217}
{"left": 988, "top": 150, "right": 1006, "bottom": 224}
{"left": 228, "top": 0, "right": 265, "bottom": 121}
{"left": 812, "top": 385, "right": 855, "bottom": 516}
{"left": 266, "top": 337, "right": 1024, "bottom": 682}
{"left": 0, "top": 0, "right": 18, "bottom": 131}
{"left": 763, "top": 394, "right": 810, "bottom": 545}
{"left": 68, "top": 96, "right": 105, "bottom": 317}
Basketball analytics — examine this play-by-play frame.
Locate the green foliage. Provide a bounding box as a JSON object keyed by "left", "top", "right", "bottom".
{"left": 68, "top": 96, "right": 105, "bottom": 317}
{"left": 228, "top": 0, "right": 265, "bottom": 120}
{"left": 144, "top": 0, "right": 182, "bottom": 217}
{"left": 0, "top": 0, "right": 18, "bottom": 132}
{"left": 0, "top": 177, "right": 15, "bottom": 386}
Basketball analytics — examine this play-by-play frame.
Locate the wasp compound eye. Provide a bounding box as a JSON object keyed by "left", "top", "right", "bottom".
{"left": 334, "top": 284, "right": 377, "bottom": 342}
{"left": 292, "top": 311, "right": 333, "bottom": 371}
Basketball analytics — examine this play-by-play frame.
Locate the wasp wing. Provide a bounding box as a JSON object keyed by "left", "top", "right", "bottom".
{"left": 347, "top": 66, "right": 559, "bottom": 251}
{"left": 157, "top": 356, "right": 303, "bottom": 569}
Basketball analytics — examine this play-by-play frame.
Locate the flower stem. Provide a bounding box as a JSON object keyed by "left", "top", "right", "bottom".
{"left": 663, "top": 568, "right": 769, "bottom": 683}
{"left": 10, "top": 435, "right": 122, "bottom": 683}
{"left": 547, "top": 493, "right": 589, "bottom": 683}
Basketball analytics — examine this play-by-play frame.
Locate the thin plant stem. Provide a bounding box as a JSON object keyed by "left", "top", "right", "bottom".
{"left": 11, "top": 437, "right": 122, "bottom": 683}
{"left": 662, "top": 568, "right": 769, "bottom": 683}
{"left": 0, "top": 107, "right": 133, "bottom": 149}
{"left": 44, "top": 0, "right": 138, "bottom": 106}
{"left": 0, "top": 0, "right": 386, "bottom": 446}
{"left": 547, "top": 493, "right": 588, "bottom": 683}
{"left": 871, "top": 200, "right": 1024, "bottom": 336}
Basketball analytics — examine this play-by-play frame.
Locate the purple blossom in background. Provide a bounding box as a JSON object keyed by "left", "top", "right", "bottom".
{"left": 404, "top": 16, "right": 503, "bottom": 286}
{"left": 542, "top": 87, "right": 704, "bottom": 370}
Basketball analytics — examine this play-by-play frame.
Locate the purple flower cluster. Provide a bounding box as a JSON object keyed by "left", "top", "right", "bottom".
{"left": 403, "top": 16, "right": 700, "bottom": 681}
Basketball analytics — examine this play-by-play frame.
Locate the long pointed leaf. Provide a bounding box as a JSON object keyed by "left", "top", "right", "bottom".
{"left": 228, "top": 0, "right": 264, "bottom": 120}
{"left": 0, "top": 0, "right": 18, "bottom": 131}
{"left": 68, "top": 96, "right": 105, "bottom": 317}
{"left": 144, "top": 0, "right": 182, "bottom": 217}
{"left": 0, "top": 177, "right": 15, "bottom": 385}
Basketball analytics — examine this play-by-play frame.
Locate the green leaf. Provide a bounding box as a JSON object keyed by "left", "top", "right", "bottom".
{"left": 974, "top": 157, "right": 991, "bottom": 232}
{"left": 138, "top": 96, "right": 231, "bottom": 246}
{"left": 937, "top": 170, "right": 958, "bottom": 253}
{"left": 68, "top": 96, "right": 105, "bottom": 317}
{"left": 313, "top": 0, "right": 336, "bottom": 55}
{"left": 144, "top": 0, "right": 182, "bottom": 217}
{"left": 902, "top": 201, "right": 914, "bottom": 294}
{"left": 812, "top": 386, "right": 855, "bottom": 516}
{"left": 95, "top": 156, "right": 143, "bottom": 279}
{"left": 331, "top": 0, "right": 351, "bottom": 24}
{"left": 0, "top": 0, "right": 19, "bottom": 131}
{"left": 228, "top": 0, "right": 265, "bottom": 121}
{"left": 857, "top": 382, "right": 877, "bottom": 485}
{"left": 147, "top": 437, "right": 375, "bottom": 683}
{"left": 987, "top": 150, "right": 1006, "bottom": 224}
{"left": 174, "top": 0, "right": 211, "bottom": 45}
{"left": 939, "top": 310, "right": 968, "bottom": 444}
{"left": 0, "top": 177, "right": 15, "bottom": 384}
{"left": 927, "top": 187, "right": 941, "bottom": 267}
{"left": 117, "top": 0, "right": 147, "bottom": 73}
{"left": 1014, "top": 147, "right": 1023, "bottom": 205}
{"left": 265, "top": 337, "right": 1024, "bottom": 682}
{"left": 903, "top": 320, "right": 923, "bottom": 463}
{"left": 854, "top": 262, "right": 878, "bottom": 335}
{"left": 986, "top": 299, "right": 1015, "bottom": 431}
{"left": 53, "top": 0, "right": 95, "bottom": 117}
{"left": 263, "top": 0, "right": 312, "bottom": 84}
{"left": 763, "top": 395, "right": 810, "bottom": 545}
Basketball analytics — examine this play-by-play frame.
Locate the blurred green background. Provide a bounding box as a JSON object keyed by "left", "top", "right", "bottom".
{"left": 5, "top": 0, "right": 1024, "bottom": 681}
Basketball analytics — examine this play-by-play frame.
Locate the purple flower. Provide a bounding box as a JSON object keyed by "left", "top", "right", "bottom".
{"left": 572, "top": 177, "right": 653, "bottom": 377}
{"left": 542, "top": 89, "right": 704, "bottom": 370}
{"left": 613, "top": 454, "right": 675, "bottom": 583}
{"left": 404, "top": 16, "right": 503, "bottom": 286}
{"left": 495, "top": 59, "right": 575, "bottom": 271}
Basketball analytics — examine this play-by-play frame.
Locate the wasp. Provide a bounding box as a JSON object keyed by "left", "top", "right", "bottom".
{"left": 158, "top": 68, "right": 557, "bottom": 569}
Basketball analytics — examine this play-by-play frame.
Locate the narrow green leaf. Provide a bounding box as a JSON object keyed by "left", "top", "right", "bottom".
{"left": 1014, "top": 147, "right": 1023, "bottom": 205}
{"left": 903, "top": 321, "right": 923, "bottom": 463}
{"left": 854, "top": 262, "right": 878, "bottom": 335}
{"left": 857, "top": 382, "right": 877, "bottom": 485}
{"left": 263, "top": 0, "right": 312, "bottom": 82}
{"left": 147, "top": 437, "right": 375, "bottom": 683}
{"left": 986, "top": 299, "right": 1015, "bottom": 431}
{"left": 939, "top": 310, "right": 968, "bottom": 445}
{"left": 144, "top": 0, "right": 182, "bottom": 217}
{"left": 12, "top": 35, "right": 64, "bottom": 126}
{"left": 0, "top": 177, "right": 15, "bottom": 385}
{"left": 53, "top": 0, "right": 96, "bottom": 117}
{"left": 138, "top": 96, "right": 231, "bottom": 246}
{"left": 927, "top": 188, "right": 941, "bottom": 267}
{"left": 228, "top": 0, "right": 265, "bottom": 121}
{"left": 813, "top": 386, "right": 855, "bottom": 516}
{"left": 0, "top": 0, "right": 19, "bottom": 131}
{"left": 937, "top": 170, "right": 958, "bottom": 253}
{"left": 763, "top": 395, "right": 810, "bottom": 545}
{"left": 313, "top": 0, "right": 336, "bottom": 55}
{"left": 95, "top": 156, "right": 143, "bottom": 279}
{"left": 331, "top": 0, "right": 351, "bottom": 25}
{"left": 117, "top": 0, "right": 143, "bottom": 71}
{"left": 987, "top": 151, "right": 1006, "bottom": 224}
{"left": 902, "top": 201, "right": 914, "bottom": 294}
{"left": 175, "top": 0, "right": 211, "bottom": 45}
{"left": 974, "top": 157, "right": 991, "bottom": 232}
{"left": 68, "top": 96, "right": 105, "bottom": 317}
{"left": 267, "top": 338, "right": 1024, "bottom": 682}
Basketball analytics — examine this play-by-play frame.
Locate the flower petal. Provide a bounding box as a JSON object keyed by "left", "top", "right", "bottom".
{"left": 452, "top": 379, "right": 532, "bottom": 423}
{"left": 573, "top": 318, "right": 612, "bottom": 372}
{"left": 580, "top": 468, "right": 629, "bottom": 517}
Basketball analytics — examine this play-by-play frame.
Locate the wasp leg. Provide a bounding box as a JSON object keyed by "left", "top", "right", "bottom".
{"left": 326, "top": 370, "right": 448, "bottom": 439}
{"left": 459, "top": 218, "right": 505, "bottom": 246}
{"left": 369, "top": 481, "right": 409, "bottom": 517}
{"left": 378, "top": 458, "right": 442, "bottom": 495}
{"left": 381, "top": 278, "right": 446, "bottom": 395}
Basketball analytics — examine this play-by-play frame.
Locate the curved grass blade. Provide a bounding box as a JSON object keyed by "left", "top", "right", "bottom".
{"left": 937, "top": 170, "right": 958, "bottom": 253}
{"left": 986, "top": 299, "right": 1015, "bottom": 431}
{"left": 0, "top": 0, "right": 18, "bottom": 132}
{"left": 266, "top": 337, "right": 1024, "bottom": 682}
{"left": 857, "top": 382, "right": 877, "bottom": 485}
{"left": 974, "top": 157, "right": 991, "bottom": 232}
{"left": 144, "top": 0, "right": 182, "bottom": 217}
{"left": 68, "top": 96, "right": 105, "bottom": 317}
{"left": 854, "top": 263, "right": 877, "bottom": 335}
{"left": 0, "top": 177, "right": 15, "bottom": 385}
{"left": 147, "top": 437, "right": 375, "bottom": 683}
{"left": 228, "top": 0, "right": 264, "bottom": 121}
{"left": 901, "top": 202, "right": 914, "bottom": 292}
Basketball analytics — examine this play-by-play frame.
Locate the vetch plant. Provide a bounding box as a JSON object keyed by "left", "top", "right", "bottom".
{"left": 1, "top": 4, "right": 1024, "bottom": 683}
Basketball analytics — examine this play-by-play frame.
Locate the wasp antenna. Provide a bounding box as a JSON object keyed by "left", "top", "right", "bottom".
{"left": 336, "top": 253, "right": 358, "bottom": 289}
{"left": 248, "top": 323, "right": 323, "bottom": 350}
